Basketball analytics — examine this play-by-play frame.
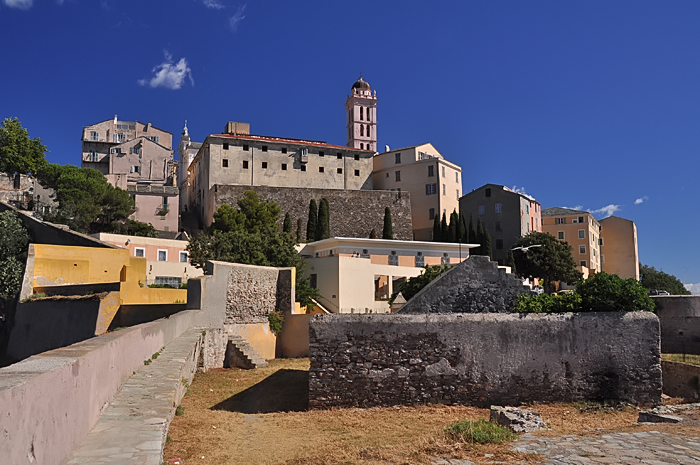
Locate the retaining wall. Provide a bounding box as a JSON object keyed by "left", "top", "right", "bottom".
{"left": 662, "top": 360, "right": 700, "bottom": 401}
{"left": 654, "top": 296, "right": 700, "bottom": 355}
{"left": 0, "top": 309, "right": 202, "bottom": 465}
{"left": 309, "top": 312, "right": 662, "bottom": 409}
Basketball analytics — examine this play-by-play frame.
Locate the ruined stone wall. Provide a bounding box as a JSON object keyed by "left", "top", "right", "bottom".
{"left": 661, "top": 360, "right": 700, "bottom": 401}
{"left": 213, "top": 185, "right": 413, "bottom": 241}
{"left": 398, "top": 255, "right": 531, "bottom": 314}
{"left": 309, "top": 313, "right": 662, "bottom": 409}
{"left": 225, "top": 263, "right": 294, "bottom": 324}
{"left": 654, "top": 296, "right": 700, "bottom": 355}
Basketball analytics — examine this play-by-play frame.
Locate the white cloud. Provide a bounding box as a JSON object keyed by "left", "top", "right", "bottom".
{"left": 511, "top": 186, "right": 526, "bottom": 194}
{"left": 590, "top": 204, "right": 620, "bottom": 218}
{"left": 229, "top": 4, "right": 246, "bottom": 31}
{"left": 563, "top": 205, "right": 584, "bottom": 211}
{"left": 203, "top": 0, "right": 224, "bottom": 8}
{"left": 4, "top": 0, "right": 33, "bottom": 9}
{"left": 634, "top": 196, "right": 648, "bottom": 205}
{"left": 138, "top": 51, "right": 194, "bottom": 90}
{"left": 685, "top": 283, "right": 700, "bottom": 295}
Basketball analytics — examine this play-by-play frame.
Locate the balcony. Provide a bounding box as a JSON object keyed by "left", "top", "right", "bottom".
{"left": 156, "top": 204, "right": 170, "bottom": 215}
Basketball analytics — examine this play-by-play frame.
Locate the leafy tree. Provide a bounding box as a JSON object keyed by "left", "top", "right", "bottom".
{"left": 458, "top": 211, "right": 467, "bottom": 243}
{"left": 0, "top": 117, "right": 47, "bottom": 175}
{"left": 448, "top": 210, "right": 458, "bottom": 243}
{"left": 513, "top": 292, "right": 582, "bottom": 314}
{"left": 440, "top": 212, "right": 448, "bottom": 242}
{"left": 283, "top": 212, "right": 292, "bottom": 234}
{"left": 389, "top": 265, "right": 450, "bottom": 304}
{"left": 112, "top": 219, "right": 158, "bottom": 237}
{"left": 468, "top": 213, "right": 477, "bottom": 244}
{"left": 316, "top": 198, "right": 330, "bottom": 240}
{"left": 511, "top": 231, "right": 583, "bottom": 294}
{"left": 640, "top": 264, "right": 690, "bottom": 295}
{"left": 187, "top": 191, "right": 320, "bottom": 306}
{"left": 382, "top": 206, "right": 393, "bottom": 239}
{"left": 577, "top": 272, "right": 655, "bottom": 312}
{"left": 432, "top": 215, "right": 442, "bottom": 242}
{"left": 306, "top": 199, "right": 318, "bottom": 242}
{"left": 37, "top": 164, "right": 137, "bottom": 234}
{"left": 0, "top": 210, "right": 30, "bottom": 297}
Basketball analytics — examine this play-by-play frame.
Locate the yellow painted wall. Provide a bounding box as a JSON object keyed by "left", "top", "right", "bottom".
{"left": 225, "top": 323, "right": 277, "bottom": 360}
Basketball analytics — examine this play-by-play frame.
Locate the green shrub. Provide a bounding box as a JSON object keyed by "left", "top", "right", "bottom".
{"left": 445, "top": 418, "right": 517, "bottom": 444}
{"left": 175, "top": 405, "right": 184, "bottom": 416}
{"left": 577, "top": 272, "right": 654, "bottom": 312}
{"left": 513, "top": 291, "right": 581, "bottom": 313}
{"left": 268, "top": 311, "right": 284, "bottom": 336}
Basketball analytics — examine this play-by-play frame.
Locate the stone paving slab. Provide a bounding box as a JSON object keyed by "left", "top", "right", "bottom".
{"left": 64, "top": 328, "right": 203, "bottom": 465}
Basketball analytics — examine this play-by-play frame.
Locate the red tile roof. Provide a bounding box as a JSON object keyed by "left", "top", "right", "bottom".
{"left": 210, "top": 133, "right": 375, "bottom": 152}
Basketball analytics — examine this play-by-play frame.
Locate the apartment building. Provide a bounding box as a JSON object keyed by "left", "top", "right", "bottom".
{"left": 600, "top": 216, "right": 640, "bottom": 280}
{"left": 81, "top": 116, "right": 178, "bottom": 234}
{"left": 459, "top": 184, "right": 541, "bottom": 265}
{"left": 373, "top": 143, "right": 462, "bottom": 241}
{"left": 541, "top": 207, "right": 602, "bottom": 277}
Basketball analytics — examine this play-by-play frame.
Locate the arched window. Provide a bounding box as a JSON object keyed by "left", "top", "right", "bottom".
{"left": 360, "top": 125, "right": 364, "bottom": 136}
{"left": 367, "top": 126, "right": 371, "bottom": 138}
{"left": 361, "top": 143, "right": 364, "bottom": 149}
{"left": 360, "top": 107, "right": 364, "bottom": 120}
{"left": 367, "top": 108, "right": 370, "bottom": 121}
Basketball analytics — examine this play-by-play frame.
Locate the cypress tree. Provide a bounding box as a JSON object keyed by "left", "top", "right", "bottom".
{"left": 369, "top": 228, "right": 377, "bottom": 239}
{"left": 382, "top": 207, "right": 393, "bottom": 239}
{"left": 475, "top": 218, "right": 484, "bottom": 255}
{"left": 316, "top": 198, "right": 330, "bottom": 240}
{"left": 306, "top": 199, "right": 317, "bottom": 242}
{"left": 505, "top": 250, "right": 516, "bottom": 273}
{"left": 448, "top": 210, "right": 458, "bottom": 243}
{"left": 295, "top": 218, "right": 302, "bottom": 243}
{"left": 282, "top": 212, "right": 292, "bottom": 234}
{"left": 468, "top": 214, "right": 477, "bottom": 244}
{"left": 432, "top": 215, "right": 442, "bottom": 241}
{"left": 482, "top": 227, "right": 493, "bottom": 260}
{"left": 440, "top": 212, "right": 448, "bottom": 243}
{"left": 458, "top": 211, "right": 467, "bottom": 243}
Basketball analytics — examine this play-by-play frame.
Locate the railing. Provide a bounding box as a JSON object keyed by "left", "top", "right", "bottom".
{"left": 156, "top": 204, "right": 170, "bottom": 214}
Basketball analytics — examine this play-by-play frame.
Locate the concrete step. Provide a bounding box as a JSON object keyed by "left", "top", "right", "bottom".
{"left": 226, "top": 335, "right": 268, "bottom": 369}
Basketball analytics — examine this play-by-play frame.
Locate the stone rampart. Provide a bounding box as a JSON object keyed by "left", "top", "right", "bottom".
{"left": 309, "top": 312, "right": 662, "bottom": 409}
{"left": 398, "top": 255, "right": 531, "bottom": 314}
{"left": 654, "top": 296, "right": 700, "bottom": 355}
{"left": 213, "top": 185, "right": 413, "bottom": 241}
{"left": 662, "top": 360, "right": 700, "bottom": 401}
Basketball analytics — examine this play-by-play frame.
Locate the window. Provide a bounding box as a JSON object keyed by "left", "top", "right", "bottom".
{"left": 354, "top": 169, "right": 359, "bottom": 176}
{"left": 442, "top": 184, "right": 446, "bottom": 195}
{"left": 599, "top": 238, "right": 604, "bottom": 246}
{"left": 243, "top": 160, "right": 249, "bottom": 169}
{"left": 354, "top": 154, "right": 359, "bottom": 160}
{"left": 360, "top": 106, "right": 364, "bottom": 121}
{"left": 429, "top": 208, "right": 435, "bottom": 220}
{"left": 415, "top": 253, "right": 425, "bottom": 267}
{"left": 442, "top": 166, "right": 445, "bottom": 178}
{"left": 319, "top": 151, "right": 324, "bottom": 157}
{"left": 90, "top": 131, "right": 99, "bottom": 141}
{"left": 223, "top": 143, "right": 229, "bottom": 150}
{"left": 579, "top": 245, "right": 586, "bottom": 254}
{"left": 134, "top": 247, "right": 145, "bottom": 258}
{"left": 301, "top": 165, "right": 307, "bottom": 172}
{"left": 282, "top": 164, "right": 287, "bottom": 170}
{"left": 110, "top": 148, "right": 121, "bottom": 154}
{"left": 261, "top": 162, "right": 268, "bottom": 169}
{"left": 309, "top": 274, "right": 317, "bottom": 289}
{"left": 129, "top": 146, "right": 140, "bottom": 155}
{"left": 162, "top": 196, "right": 168, "bottom": 206}
{"left": 157, "top": 250, "right": 167, "bottom": 261}
{"left": 395, "top": 153, "right": 401, "bottom": 164}
{"left": 337, "top": 168, "right": 342, "bottom": 174}
{"left": 367, "top": 108, "right": 371, "bottom": 121}
{"left": 154, "top": 277, "right": 181, "bottom": 288}
{"left": 360, "top": 125, "right": 364, "bottom": 136}
{"left": 525, "top": 204, "right": 529, "bottom": 214}
{"left": 388, "top": 251, "right": 398, "bottom": 266}
{"left": 495, "top": 203, "right": 502, "bottom": 213}
{"left": 222, "top": 159, "right": 229, "bottom": 167}
{"left": 578, "top": 216, "right": 585, "bottom": 223}
{"left": 558, "top": 231, "right": 565, "bottom": 240}
{"left": 425, "top": 183, "right": 437, "bottom": 195}
{"left": 87, "top": 151, "right": 99, "bottom": 162}
{"left": 130, "top": 165, "right": 140, "bottom": 174}
{"left": 337, "top": 153, "right": 342, "bottom": 159}
{"left": 428, "top": 165, "right": 434, "bottom": 177}
{"left": 262, "top": 145, "right": 268, "bottom": 152}
{"left": 385, "top": 172, "right": 389, "bottom": 178}
{"left": 555, "top": 218, "right": 566, "bottom": 225}
{"left": 496, "top": 239, "right": 503, "bottom": 250}
{"left": 395, "top": 171, "right": 401, "bottom": 182}
{"left": 282, "top": 147, "right": 288, "bottom": 154}
{"left": 578, "top": 229, "right": 585, "bottom": 239}
{"left": 456, "top": 189, "right": 460, "bottom": 200}
{"left": 580, "top": 260, "right": 587, "bottom": 267}
{"left": 243, "top": 144, "right": 249, "bottom": 151}
{"left": 360, "top": 143, "right": 364, "bottom": 149}
{"left": 485, "top": 188, "right": 491, "bottom": 197}
{"left": 179, "top": 251, "right": 189, "bottom": 263}
{"left": 478, "top": 205, "right": 485, "bottom": 215}
{"left": 319, "top": 166, "right": 324, "bottom": 173}
{"left": 456, "top": 172, "right": 459, "bottom": 182}
{"left": 496, "top": 221, "right": 502, "bottom": 232}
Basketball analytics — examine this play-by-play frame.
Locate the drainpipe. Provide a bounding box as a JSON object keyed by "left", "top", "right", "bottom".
{"left": 251, "top": 146, "right": 254, "bottom": 186}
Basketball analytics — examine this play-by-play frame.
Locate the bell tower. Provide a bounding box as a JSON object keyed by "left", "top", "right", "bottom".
{"left": 345, "top": 76, "right": 378, "bottom": 151}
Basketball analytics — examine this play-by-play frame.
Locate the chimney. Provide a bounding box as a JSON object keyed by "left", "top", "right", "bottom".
{"left": 384, "top": 145, "right": 390, "bottom": 152}
{"left": 224, "top": 122, "right": 250, "bottom": 135}
{"left": 114, "top": 115, "right": 118, "bottom": 124}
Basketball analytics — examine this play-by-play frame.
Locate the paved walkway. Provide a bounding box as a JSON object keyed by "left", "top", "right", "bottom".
{"left": 64, "top": 328, "right": 202, "bottom": 465}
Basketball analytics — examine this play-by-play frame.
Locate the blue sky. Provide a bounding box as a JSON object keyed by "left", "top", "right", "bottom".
{"left": 2, "top": 1, "right": 700, "bottom": 291}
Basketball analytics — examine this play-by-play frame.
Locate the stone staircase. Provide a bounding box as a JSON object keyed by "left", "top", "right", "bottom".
{"left": 226, "top": 334, "right": 268, "bottom": 369}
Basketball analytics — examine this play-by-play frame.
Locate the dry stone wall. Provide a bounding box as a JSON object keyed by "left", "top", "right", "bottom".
{"left": 224, "top": 263, "right": 294, "bottom": 324}
{"left": 213, "top": 185, "right": 413, "bottom": 241}
{"left": 308, "top": 313, "right": 662, "bottom": 409}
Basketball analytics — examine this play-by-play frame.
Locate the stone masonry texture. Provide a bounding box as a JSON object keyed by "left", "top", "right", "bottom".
{"left": 225, "top": 264, "right": 294, "bottom": 324}
{"left": 213, "top": 185, "right": 413, "bottom": 241}
{"left": 398, "top": 255, "right": 531, "bottom": 314}
{"left": 308, "top": 313, "right": 662, "bottom": 409}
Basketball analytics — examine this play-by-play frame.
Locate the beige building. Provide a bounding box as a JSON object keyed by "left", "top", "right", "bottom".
{"left": 459, "top": 184, "right": 542, "bottom": 265}
{"left": 185, "top": 122, "right": 374, "bottom": 227}
{"left": 81, "top": 116, "right": 178, "bottom": 234}
{"left": 373, "top": 143, "right": 462, "bottom": 241}
{"left": 599, "top": 216, "right": 639, "bottom": 280}
{"left": 299, "top": 237, "right": 475, "bottom": 314}
{"left": 541, "top": 207, "right": 602, "bottom": 277}
{"left": 92, "top": 233, "right": 202, "bottom": 287}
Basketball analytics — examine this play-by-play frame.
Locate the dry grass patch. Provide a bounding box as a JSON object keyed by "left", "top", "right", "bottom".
{"left": 662, "top": 353, "right": 700, "bottom": 366}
